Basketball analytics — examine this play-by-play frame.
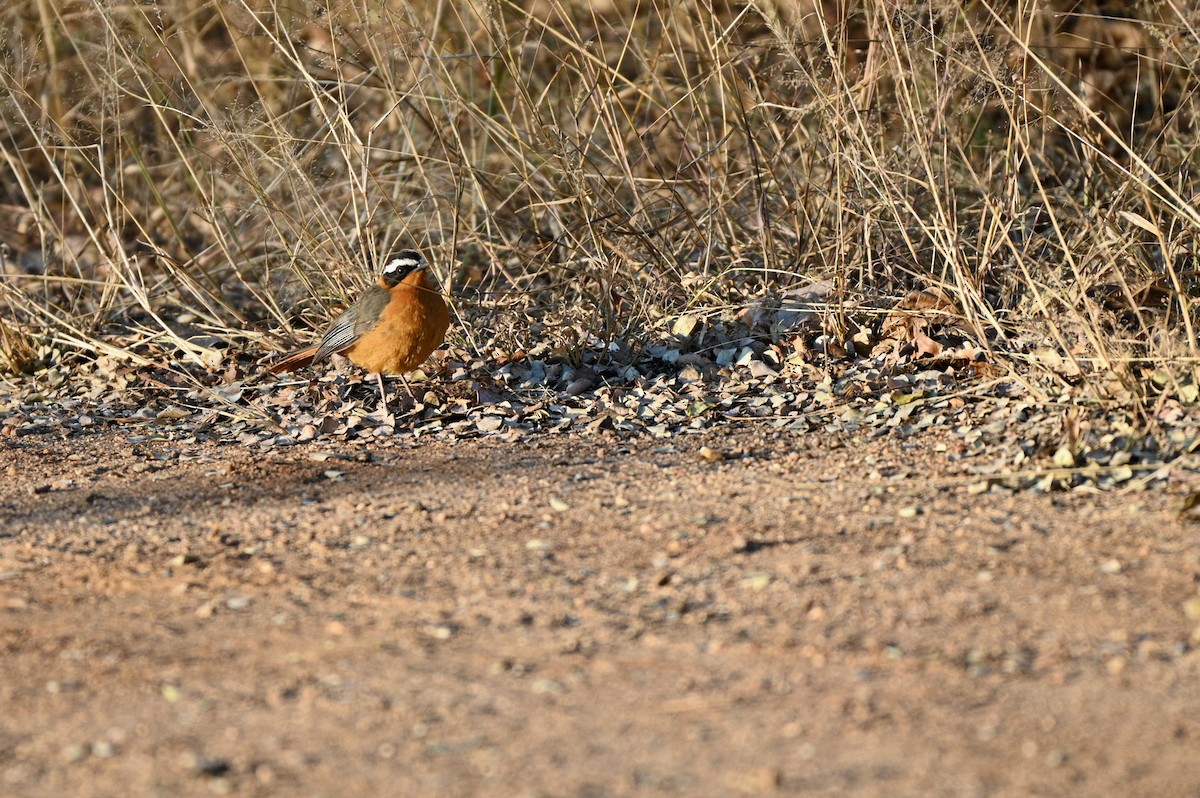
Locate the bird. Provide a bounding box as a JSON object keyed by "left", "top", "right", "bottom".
{"left": 269, "top": 249, "right": 449, "bottom": 411}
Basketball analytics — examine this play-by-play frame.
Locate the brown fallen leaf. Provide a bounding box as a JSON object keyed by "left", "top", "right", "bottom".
{"left": 879, "top": 286, "right": 965, "bottom": 360}
{"left": 913, "top": 328, "right": 942, "bottom": 358}
{"left": 881, "top": 287, "right": 961, "bottom": 338}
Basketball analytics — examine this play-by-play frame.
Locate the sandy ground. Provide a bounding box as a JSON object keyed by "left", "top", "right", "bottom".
{"left": 2, "top": 424, "right": 1199, "bottom": 797}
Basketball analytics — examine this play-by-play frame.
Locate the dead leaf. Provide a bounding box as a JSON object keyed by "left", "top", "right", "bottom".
{"left": 879, "top": 287, "right": 964, "bottom": 361}
{"left": 913, "top": 329, "right": 942, "bottom": 358}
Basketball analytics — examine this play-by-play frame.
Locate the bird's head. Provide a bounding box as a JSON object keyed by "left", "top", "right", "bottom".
{"left": 379, "top": 249, "right": 427, "bottom": 287}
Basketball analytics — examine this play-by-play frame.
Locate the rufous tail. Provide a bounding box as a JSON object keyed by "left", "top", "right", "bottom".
{"left": 269, "top": 346, "right": 319, "bottom": 374}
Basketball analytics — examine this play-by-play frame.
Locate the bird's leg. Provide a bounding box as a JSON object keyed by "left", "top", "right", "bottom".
{"left": 375, "top": 372, "right": 389, "bottom": 415}
{"left": 399, "top": 374, "right": 415, "bottom": 401}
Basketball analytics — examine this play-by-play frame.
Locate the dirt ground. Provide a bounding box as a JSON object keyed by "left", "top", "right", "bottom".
{"left": 2, "top": 423, "right": 1199, "bottom": 798}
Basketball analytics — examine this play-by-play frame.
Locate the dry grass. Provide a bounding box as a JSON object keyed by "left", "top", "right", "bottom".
{"left": 2, "top": 0, "right": 1200, "bottom": 416}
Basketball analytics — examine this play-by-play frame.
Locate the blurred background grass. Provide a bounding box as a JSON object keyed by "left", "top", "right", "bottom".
{"left": 2, "top": 0, "right": 1199, "bottom": 416}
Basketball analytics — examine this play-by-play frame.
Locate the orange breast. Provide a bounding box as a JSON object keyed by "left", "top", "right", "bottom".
{"left": 344, "top": 270, "right": 449, "bottom": 375}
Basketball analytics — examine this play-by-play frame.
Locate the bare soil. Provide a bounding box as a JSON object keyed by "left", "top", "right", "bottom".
{"left": 2, "top": 425, "right": 1199, "bottom": 797}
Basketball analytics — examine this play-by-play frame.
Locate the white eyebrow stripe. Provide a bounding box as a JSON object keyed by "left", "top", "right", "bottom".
{"left": 383, "top": 255, "right": 422, "bottom": 273}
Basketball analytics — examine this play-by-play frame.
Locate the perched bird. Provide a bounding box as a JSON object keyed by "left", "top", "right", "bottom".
{"left": 269, "top": 250, "right": 449, "bottom": 409}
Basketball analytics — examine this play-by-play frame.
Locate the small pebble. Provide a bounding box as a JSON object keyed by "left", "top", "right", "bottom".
{"left": 61, "top": 744, "right": 88, "bottom": 763}
{"left": 476, "top": 416, "right": 504, "bottom": 433}
{"left": 531, "top": 678, "right": 563, "bottom": 694}
{"left": 194, "top": 757, "right": 230, "bottom": 777}
{"left": 426, "top": 625, "right": 453, "bottom": 640}
{"left": 1052, "top": 447, "right": 1076, "bottom": 468}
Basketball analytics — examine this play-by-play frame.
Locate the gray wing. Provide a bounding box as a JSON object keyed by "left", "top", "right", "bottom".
{"left": 310, "top": 286, "right": 389, "bottom": 364}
